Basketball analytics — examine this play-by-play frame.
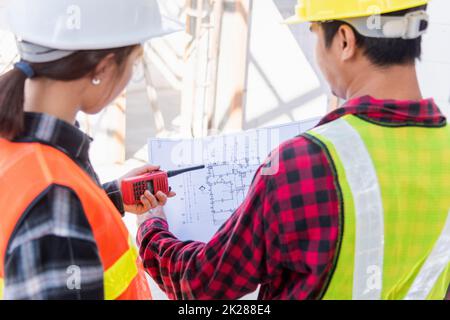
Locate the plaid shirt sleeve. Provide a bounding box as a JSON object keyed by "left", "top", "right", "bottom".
{"left": 4, "top": 185, "right": 104, "bottom": 300}
{"left": 137, "top": 136, "right": 340, "bottom": 300}
{"left": 102, "top": 180, "right": 125, "bottom": 216}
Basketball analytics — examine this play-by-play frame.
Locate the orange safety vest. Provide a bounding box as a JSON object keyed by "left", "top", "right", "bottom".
{"left": 0, "top": 139, "right": 152, "bottom": 300}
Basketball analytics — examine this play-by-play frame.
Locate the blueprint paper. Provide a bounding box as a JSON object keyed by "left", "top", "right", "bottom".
{"left": 148, "top": 118, "right": 320, "bottom": 242}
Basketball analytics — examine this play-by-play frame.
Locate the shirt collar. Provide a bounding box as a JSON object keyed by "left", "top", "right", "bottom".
{"left": 319, "top": 95, "right": 447, "bottom": 127}
{"left": 20, "top": 112, "right": 93, "bottom": 162}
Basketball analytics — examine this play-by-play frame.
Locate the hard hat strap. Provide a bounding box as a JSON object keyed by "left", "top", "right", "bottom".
{"left": 16, "top": 40, "right": 75, "bottom": 63}
{"left": 341, "top": 10, "right": 429, "bottom": 40}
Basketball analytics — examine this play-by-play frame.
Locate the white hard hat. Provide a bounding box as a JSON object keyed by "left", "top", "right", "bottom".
{"left": 7, "top": 0, "right": 183, "bottom": 52}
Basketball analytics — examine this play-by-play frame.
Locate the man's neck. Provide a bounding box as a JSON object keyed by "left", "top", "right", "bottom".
{"left": 346, "top": 63, "right": 423, "bottom": 101}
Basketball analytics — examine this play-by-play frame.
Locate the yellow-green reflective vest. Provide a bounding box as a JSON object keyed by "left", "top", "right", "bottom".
{"left": 307, "top": 115, "right": 450, "bottom": 300}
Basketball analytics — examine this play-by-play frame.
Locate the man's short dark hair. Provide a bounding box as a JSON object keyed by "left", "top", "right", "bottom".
{"left": 321, "top": 5, "right": 427, "bottom": 67}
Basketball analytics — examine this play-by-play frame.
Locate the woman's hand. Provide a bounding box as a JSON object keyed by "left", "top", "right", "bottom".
{"left": 118, "top": 164, "right": 176, "bottom": 215}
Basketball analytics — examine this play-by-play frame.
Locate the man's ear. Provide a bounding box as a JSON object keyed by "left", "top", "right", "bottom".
{"left": 337, "top": 24, "right": 358, "bottom": 61}
{"left": 92, "top": 53, "right": 116, "bottom": 80}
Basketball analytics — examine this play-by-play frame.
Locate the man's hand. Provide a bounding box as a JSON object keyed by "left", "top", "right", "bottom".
{"left": 118, "top": 164, "right": 176, "bottom": 215}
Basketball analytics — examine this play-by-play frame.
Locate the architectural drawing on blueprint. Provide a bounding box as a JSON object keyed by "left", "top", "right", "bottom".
{"left": 149, "top": 117, "right": 320, "bottom": 242}
{"left": 206, "top": 161, "right": 261, "bottom": 226}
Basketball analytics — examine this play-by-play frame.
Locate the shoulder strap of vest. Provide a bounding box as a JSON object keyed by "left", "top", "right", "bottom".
{"left": 308, "top": 116, "right": 385, "bottom": 300}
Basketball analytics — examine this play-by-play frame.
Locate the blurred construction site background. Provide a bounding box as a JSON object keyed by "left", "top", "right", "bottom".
{"left": 1, "top": 0, "right": 449, "bottom": 299}
{"left": 2, "top": 0, "right": 449, "bottom": 166}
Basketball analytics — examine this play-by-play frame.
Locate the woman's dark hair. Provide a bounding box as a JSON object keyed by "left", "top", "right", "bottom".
{"left": 320, "top": 5, "right": 428, "bottom": 67}
{"left": 0, "top": 45, "right": 138, "bottom": 139}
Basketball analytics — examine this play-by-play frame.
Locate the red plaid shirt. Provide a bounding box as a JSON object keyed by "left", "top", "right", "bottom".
{"left": 137, "top": 96, "right": 449, "bottom": 300}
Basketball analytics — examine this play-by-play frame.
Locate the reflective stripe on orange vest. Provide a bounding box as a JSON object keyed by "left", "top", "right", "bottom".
{"left": 0, "top": 278, "right": 3, "bottom": 299}
{"left": 0, "top": 139, "right": 151, "bottom": 300}
{"left": 104, "top": 238, "right": 139, "bottom": 300}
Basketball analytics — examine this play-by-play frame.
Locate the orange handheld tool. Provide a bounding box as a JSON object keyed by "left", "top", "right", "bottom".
{"left": 121, "top": 165, "right": 205, "bottom": 206}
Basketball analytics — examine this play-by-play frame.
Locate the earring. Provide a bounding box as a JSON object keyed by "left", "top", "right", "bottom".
{"left": 92, "top": 78, "right": 101, "bottom": 86}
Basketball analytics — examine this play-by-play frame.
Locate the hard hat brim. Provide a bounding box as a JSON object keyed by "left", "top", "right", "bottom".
{"left": 282, "top": 15, "right": 307, "bottom": 25}
{"left": 7, "top": 0, "right": 186, "bottom": 51}
{"left": 283, "top": 0, "right": 429, "bottom": 24}
{"left": 13, "top": 15, "right": 185, "bottom": 51}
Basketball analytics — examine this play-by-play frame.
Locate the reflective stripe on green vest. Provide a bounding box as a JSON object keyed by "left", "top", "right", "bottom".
{"left": 307, "top": 115, "right": 450, "bottom": 300}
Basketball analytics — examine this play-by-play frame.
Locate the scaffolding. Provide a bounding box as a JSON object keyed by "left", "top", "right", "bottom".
{"left": 182, "top": 0, "right": 253, "bottom": 137}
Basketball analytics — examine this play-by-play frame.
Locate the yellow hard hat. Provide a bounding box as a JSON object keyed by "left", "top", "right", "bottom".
{"left": 285, "top": 0, "right": 430, "bottom": 24}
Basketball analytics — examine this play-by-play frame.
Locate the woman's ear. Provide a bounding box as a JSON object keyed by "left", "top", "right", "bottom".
{"left": 91, "top": 53, "right": 117, "bottom": 83}
{"left": 338, "top": 24, "right": 358, "bottom": 61}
